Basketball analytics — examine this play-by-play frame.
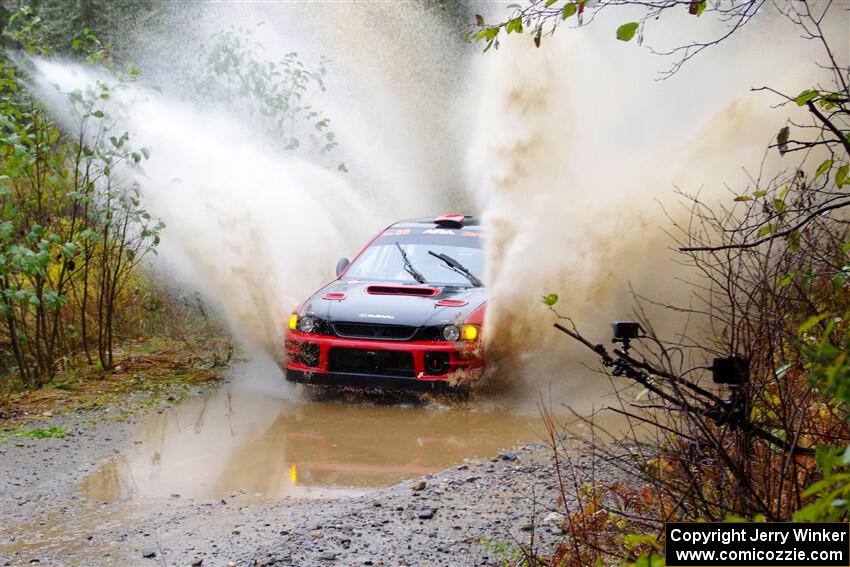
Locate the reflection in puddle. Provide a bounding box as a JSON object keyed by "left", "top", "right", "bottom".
{"left": 82, "top": 360, "right": 547, "bottom": 502}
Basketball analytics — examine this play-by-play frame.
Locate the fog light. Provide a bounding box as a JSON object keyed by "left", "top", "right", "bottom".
{"left": 288, "top": 314, "right": 298, "bottom": 330}
{"left": 461, "top": 324, "right": 479, "bottom": 341}
{"left": 442, "top": 324, "right": 460, "bottom": 341}
{"left": 425, "top": 352, "right": 451, "bottom": 375}
{"left": 298, "top": 342, "right": 320, "bottom": 367}
{"left": 299, "top": 316, "right": 316, "bottom": 333}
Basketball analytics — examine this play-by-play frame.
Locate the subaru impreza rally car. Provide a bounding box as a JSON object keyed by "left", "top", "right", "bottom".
{"left": 284, "top": 214, "right": 485, "bottom": 392}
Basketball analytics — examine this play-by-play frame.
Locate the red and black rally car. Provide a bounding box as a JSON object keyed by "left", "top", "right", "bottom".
{"left": 284, "top": 214, "right": 485, "bottom": 392}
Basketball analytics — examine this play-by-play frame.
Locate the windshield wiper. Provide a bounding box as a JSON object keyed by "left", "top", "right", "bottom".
{"left": 428, "top": 250, "right": 484, "bottom": 288}
{"left": 396, "top": 242, "right": 427, "bottom": 284}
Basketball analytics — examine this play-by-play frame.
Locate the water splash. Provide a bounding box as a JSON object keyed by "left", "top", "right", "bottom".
{"left": 23, "top": 3, "right": 846, "bottom": 404}
{"left": 467, "top": 6, "right": 844, "bottom": 396}
{"left": 27, "top": 3, "right": 472, "bottom": 357}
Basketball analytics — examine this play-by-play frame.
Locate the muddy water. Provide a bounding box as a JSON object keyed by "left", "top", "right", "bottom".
{"left": 2, "top": 357, "right": 629, "bottom": 565}
{"left": 81, "top": 358, "right": 550, "bottom": 503}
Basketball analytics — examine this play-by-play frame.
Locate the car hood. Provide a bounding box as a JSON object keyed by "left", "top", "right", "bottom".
{"left": 301, "top": 281, "right": 486, "bottom": 327}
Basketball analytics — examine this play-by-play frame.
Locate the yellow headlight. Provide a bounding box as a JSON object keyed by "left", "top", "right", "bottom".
{"left": 288, "top": 313, "right": 298, "bottom": 330}
{"left": 462, "top": 324, "right": 479, "bottom": 341}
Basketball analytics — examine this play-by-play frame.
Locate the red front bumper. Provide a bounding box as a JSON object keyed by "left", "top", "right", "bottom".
{"left": 284, "top": 330, "right": 483, "bottom": 390}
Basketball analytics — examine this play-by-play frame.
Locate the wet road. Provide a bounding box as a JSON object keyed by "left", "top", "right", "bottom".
{"left": 2, "top": 356, "right": 571, "bottom": 565}
{"left": 1, "top": 355, "right": 634, "bottom": 565}
{"left": 80, "top": 361, "right": 547, "bottom": 502}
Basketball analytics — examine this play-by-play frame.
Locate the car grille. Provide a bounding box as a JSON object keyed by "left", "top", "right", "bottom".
{"left": 332, "top": 322, "right": 417, "bottom": 341}
{"left": 328, "top": 348, "right": 415, "bottom": 377}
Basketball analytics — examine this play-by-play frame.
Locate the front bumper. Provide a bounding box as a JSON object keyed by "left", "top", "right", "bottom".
{"left": 284, "top": 330, "right": 482, "bottom": 391}
{"left": 286, "top": 369, "right": 467, "bottom": 392}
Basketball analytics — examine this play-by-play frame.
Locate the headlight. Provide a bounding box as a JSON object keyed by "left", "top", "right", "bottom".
{"left": 442, "top": 324, "right": 460, "bottom": 341}
{"left": 461, "top": 324, "right": 479, "bottom": 341}
{"left": 288, "top": 314, "right": 298, "bottom": 330}
{"left": 299, "top": 316, "right": 316, "bottom": 333}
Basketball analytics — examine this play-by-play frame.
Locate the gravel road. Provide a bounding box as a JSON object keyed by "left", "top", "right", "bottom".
{"left": 0, "top": 378, "right": 605, "bottom": 567}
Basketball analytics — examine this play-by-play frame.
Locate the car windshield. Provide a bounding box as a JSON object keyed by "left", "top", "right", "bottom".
{"left": 344, "top": 227, "right": 485, "bottom": 287}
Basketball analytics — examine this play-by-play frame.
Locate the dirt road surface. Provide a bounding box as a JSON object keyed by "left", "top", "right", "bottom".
{"left": 0, "top": 357, "right": 606, "bottom": 566}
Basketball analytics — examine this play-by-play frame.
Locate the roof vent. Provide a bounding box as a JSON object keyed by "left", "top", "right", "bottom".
{"left": 435, "top": 214, "right": 465, "bottom": 228}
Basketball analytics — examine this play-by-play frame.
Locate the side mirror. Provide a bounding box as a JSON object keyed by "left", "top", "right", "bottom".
{"left": 335, "top": 257, "right": 350, "bottom": 277}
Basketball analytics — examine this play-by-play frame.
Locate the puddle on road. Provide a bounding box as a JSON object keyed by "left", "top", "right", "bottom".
{"left": 81, "top": 358, "right": 552, "bottom": 502}
{"left": 3, "top": 357, "right": 630, "bottom": 565}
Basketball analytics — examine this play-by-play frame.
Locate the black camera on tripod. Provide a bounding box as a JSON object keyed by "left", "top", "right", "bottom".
{"left": 711, "top": 354, "right": 749, "bottom": 386}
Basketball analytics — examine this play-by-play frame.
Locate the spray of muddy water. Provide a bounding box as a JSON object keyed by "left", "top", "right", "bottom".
{"left": 25, "top": 4, "right": 846, "bottom": 406}
{"left": 30, "top": 61, "right": 375, "bottom": 353}
{"left": 468, "top": 6, "right": 846, "bottom": 400}
{"left": 27, "top": 3, "right": 473, "bottom": 357}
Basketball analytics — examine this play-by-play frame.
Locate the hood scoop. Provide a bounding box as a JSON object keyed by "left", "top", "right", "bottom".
{"left": 366, "top": 285, "right": 440, "bottom": 297}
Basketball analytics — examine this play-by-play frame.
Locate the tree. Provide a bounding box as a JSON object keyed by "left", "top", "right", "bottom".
{"left": 190, "top": 25, "right": 346, "bottom": 171}
{"left": 5, "top": 0, "right": 162, "bottom": 58}
{"left": 1, "top": 9, "right": 162, "bottom": 385}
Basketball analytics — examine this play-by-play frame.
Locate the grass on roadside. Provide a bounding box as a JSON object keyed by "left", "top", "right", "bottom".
{"left": 0, "top": 336, "right": 232, "bottom": 431}
{"left": 16, "top": 426, "right": 67, "bottom": 439}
